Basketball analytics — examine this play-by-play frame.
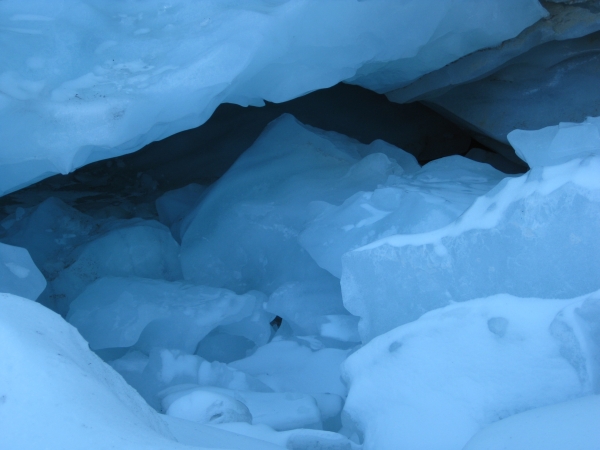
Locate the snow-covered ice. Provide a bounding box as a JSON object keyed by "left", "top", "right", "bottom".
{"left": 0, "top": 0, "right": 544, "bottom": 195}
{"left": 301, "top": 155, "right": 505, "bottom": 278}
{"left": 508, "top": 116, "right": 600, "bottom": 168}
{"left": 342, "top": 155, "right": 600, "bottom": 341}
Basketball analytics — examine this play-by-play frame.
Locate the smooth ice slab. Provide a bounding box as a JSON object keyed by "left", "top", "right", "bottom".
{"left": 508, "top": 116, "right": 600, "bottom": 167}
{"left": 342, "top": 157, "right": 600, "bottom": 341}
{"left": 68, "top": 277, "right": 265, "bottom": 353}
{"left": 0, "top": 242, "right": 45, "bottom": 300}
{"left": 51, "top": 219, "right": 182, "bottom": 315}
{"left": 180, "top": 114, "right": 410, "bottom": 295}
{"left": 342, "top": 292, "right": 600, "bottom": 450}
{"left": 0, "top": 0, "right": 544, "bottom": 195}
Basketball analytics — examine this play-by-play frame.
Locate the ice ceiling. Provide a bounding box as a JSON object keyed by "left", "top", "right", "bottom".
{"left": 1, "top": 1, "right": 600, "bottom": 450}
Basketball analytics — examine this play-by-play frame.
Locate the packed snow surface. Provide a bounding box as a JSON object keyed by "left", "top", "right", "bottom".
{"left": 463, "top": 395, "right": 600, "bottom": 450}
{"left": 0, "top": 0, "right": 545, "bottom": 195}
{"left": 2, "top": 115, "right": 600, "bottom": 449}
{"left": 342, "top": 292, "right": 600, "bottom": 450}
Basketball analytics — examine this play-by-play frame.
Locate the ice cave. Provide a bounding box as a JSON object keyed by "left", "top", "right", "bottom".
{"left": 1, "top": 1, "right": 600, "bottom": 449}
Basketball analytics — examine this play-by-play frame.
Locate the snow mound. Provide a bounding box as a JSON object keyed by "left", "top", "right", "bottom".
{"left": 342, "top": 292, "right": 600, "bottom": 450}
{"left": 463, "top": 395, "right": 600, "bottom": 450}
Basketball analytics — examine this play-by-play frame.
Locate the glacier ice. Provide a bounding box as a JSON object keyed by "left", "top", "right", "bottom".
{"left": 0, "top": 242, "right": 45, "bottom": 300}
{"left": 0, "top": 293, "right": 283, "bottom": 450}
{"left": 342, "top": 292, "right": 600, "bottom": 450}
{"left": 0, "top": 197, "right": 95, "bottom": 270}
{"left": 180, "top": 114, "right": 410, "bottom": 295}
{"left": 3, "top": 90, "right": 600, "bottom": 450}
{"left": 163, "top": 386, "right": 322, "bottom": 431}
{"left": 230, "top": 338, "right": 350, "bottom": 398}
{"left": 155, "top": 183, "right": 206, "bottom": 241}
{"left": 51, "top": 219, "right": 182, "bottom": 314}
{"left": 421, "top": 32, "right": 600, "bottom": 150}
{"left": 162, "top": 387, "right": 253, "bottom": 425}
{"left": 342, "top": 155, "right": 600, "bottom": 341}
{"left": 0, "top": 0, "right": 545, "bottom": 196}
{"left": 508, "top": 116, "right": 600, "bottom": 168}
{"left": 67, "top": 277, "right": 266, "bottom": 353}
{"left": 387, "top": 2, "right": 600, "bottom": 104}
{"left": 265, "top": 279, "right": 348, "bottom": 337}
{"left": 385, "top": 3, "right": 600, "bottom": 155}
{"left": 301, "top": 155, "right": 505, "bottom": 278}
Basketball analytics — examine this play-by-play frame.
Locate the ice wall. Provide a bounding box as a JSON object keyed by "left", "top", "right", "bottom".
{"left": 386, "top": 2, "right": 600, "bottom": 155}
{"left": 0, "top": 0, "right": 545, "bottom": 195}
{"left": 342, "top": 117, "right": 600, "bottom": 342}
{"left": 2, "top": 111, "right": 600, "bottom": 449}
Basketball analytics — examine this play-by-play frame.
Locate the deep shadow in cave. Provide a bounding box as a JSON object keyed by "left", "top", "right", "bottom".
{"left": 0, "top": 83, "right": 525, "bottom": 221}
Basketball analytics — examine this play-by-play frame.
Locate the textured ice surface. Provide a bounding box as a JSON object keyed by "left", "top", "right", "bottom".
{"left": 388, "top": 2, "right": 600, "bottom": 104}
{"left": 0, "top": 242, "right": 45, "bottom": 300}
{"left": 421, "top": 32, "right": 600, "bottom": 150}
{"left": 385, "top": 3, "right": 600, "bottom": 154}
{"left": 342, "top": 292, "right": 600, "bottom": 450}
{"left": 110, "top": 349, "right": 274, "bottom": 411}
{"left": 162, "top": 385, "right": 322, "bottom": 431}
{"left": 301, "top": 156, "right": 505, "bottom": 278}
{"left": 68, "top": 277, "right": 265, "bottom": 353}
{"left": 180, "top": 114, "right": 410, "bottom": 295}
{"left": 463, "top": 395, "right": 600, "bottom": 450}
{"left": 345, "top": 1, "right": 546, "bottom": 93}
{"left": 508, "top": 116, "right": 600, "bottom": 168}
{"left": 51, "top": 219, "right": 182, "bottom": 315}
{"left": 0, "top": 0, "right": 544, "bottom": 195}
{"left": 162, "top": 388, "right": 253, "bottom": 425}
{"left": 343, "top": 156, "right": 600, "bottom": 341}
